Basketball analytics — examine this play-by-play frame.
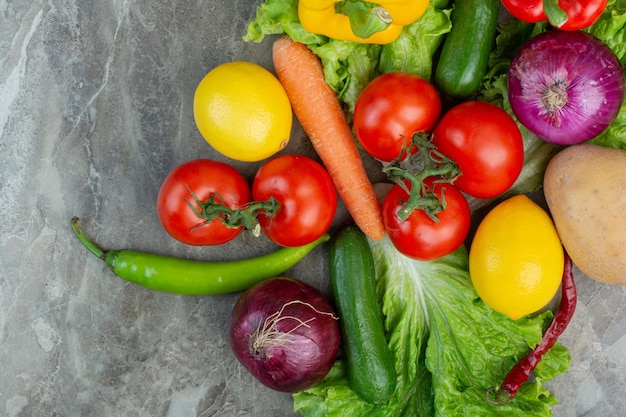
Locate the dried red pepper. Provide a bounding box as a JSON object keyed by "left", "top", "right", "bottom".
{"left": 486, "top": 251, "right": 577, "bottom": 405}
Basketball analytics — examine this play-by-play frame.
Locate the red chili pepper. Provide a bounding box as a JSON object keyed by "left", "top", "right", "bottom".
{"left": 486, "top": 251, "right": 576, "bottom": 405}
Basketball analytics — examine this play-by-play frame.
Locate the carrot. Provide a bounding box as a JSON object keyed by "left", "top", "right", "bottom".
{"left": 272, "top": 35, "right": 385, "bottom": 241}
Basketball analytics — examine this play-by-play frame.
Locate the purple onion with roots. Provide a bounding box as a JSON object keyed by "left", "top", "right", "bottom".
{"left": 508, "top": 30, "right": 625, "bottom": 145}
{"left": 229, "top": 277, "right": 340, "bottom": 393}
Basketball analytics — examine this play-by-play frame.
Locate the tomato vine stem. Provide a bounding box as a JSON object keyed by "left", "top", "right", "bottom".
{"left": 382, "top": 133, "right": 460, "bottom": 222}
{"left": 186, "top": 187, "right": 281, "bottom": 237}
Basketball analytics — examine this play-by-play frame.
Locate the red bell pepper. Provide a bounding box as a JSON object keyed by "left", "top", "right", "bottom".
{"left": 501, "top": 0, "right": 608, "bottom": 31}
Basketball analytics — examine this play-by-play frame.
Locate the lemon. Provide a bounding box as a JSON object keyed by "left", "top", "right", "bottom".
{"left": 469, "top": 195, "right": 564, "bottom": 320}
{"left": 193, "top": 61, "right": 292, "bottom": 162}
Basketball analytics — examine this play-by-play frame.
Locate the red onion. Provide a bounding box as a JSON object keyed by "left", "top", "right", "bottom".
{"left": 229, "top": 277, "right": 340, "bottom": 392}
{"left": 508, "top": 30, "right": 625, "bottom": 145}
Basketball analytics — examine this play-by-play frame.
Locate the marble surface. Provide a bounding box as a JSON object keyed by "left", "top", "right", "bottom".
{"left": 1, "top": 0, "right": 625, "bottom": 416}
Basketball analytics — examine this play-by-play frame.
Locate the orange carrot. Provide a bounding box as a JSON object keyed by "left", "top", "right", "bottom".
{"left": 272, "top": 35, "right": 385, "bottom": 241}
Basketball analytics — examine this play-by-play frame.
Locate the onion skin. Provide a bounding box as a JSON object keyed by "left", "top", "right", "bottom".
{"left": 508, "top": 30, "right": 625, "bottom": 145}
{"left": 229, "top": 277, "right": 340, "bottom": 392}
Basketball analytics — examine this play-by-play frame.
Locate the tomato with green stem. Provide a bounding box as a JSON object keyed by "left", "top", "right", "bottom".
{"left": 500, "top": 0, "right": 608, "bottom": 31}
{"left": 381, "top": 134, "right": 469, "bottom": 261}
{"left": 253, "top": 154, "right": 338, "bottom": 247}
{"left": 157, "top": 159, "right": 252, "bottom": 246}
{"left": 383, "top": 178, "right": 471, "bottom": 261}
{"left": 431, "top": 101, "right": 524, "bottom": 199}
{"left": 353, "top": 72, "right": 441, "bottom": 162}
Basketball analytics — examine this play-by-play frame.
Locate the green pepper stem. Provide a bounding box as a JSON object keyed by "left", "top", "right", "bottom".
{"left": 543, "top": 0, "right": 569, "bottom": 27}
{"left": 70, "top": 217, "right": 106, "bottom": 260}
{"left": 484, "top": 386, "right": 512, "bottom": 406}
{"left": 338, "top": 0, "right": 391, "bottom": 39}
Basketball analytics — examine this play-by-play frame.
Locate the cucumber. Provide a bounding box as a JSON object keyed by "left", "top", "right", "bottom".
{"left": 329, "top": 226, "right": 396, "bottom": 403}
{"left": 434, "top": 0, "right": 500, "bottom": 100}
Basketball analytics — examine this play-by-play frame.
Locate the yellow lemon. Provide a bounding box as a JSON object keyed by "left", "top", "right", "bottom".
{"left": 193, "top": 61, "right": 292, "bottom": 162}
{"left": 469, "top": 195, "right": 564, "bottom": 320}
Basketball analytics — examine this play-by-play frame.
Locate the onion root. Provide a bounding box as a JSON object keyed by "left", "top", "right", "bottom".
{"left": 249, "top": 300, "right": 338, "bottom": 359}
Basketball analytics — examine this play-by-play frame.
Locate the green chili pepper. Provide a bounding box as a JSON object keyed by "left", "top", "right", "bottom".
{"left": 71, "top": 217, "right": 329, "bottom": 295}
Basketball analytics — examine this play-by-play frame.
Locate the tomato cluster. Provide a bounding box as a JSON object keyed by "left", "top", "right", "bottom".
{"left": 354, "top": 73, "right": 524, "bottom": 261}
{"left": 157, "top": 155, "right": 337, "bottom": 248}
{"left": 159, "top": 72, "right": 524, "bottom": 260}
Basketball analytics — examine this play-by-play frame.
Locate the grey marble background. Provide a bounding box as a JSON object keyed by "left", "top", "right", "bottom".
{"left": 1, "top": 0, "right": 625, "bottom": 416}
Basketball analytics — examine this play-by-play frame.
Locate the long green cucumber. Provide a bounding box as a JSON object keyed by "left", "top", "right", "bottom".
{"left": 329, "top": 226, "right": 396, "bottom": 403}
{"left": 434, "top": 0, "right": 500, "bottom": 100}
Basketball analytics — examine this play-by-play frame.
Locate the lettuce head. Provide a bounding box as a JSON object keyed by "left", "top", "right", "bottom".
{"left": 294, "top": 238, "right": 570, "bottom": 416}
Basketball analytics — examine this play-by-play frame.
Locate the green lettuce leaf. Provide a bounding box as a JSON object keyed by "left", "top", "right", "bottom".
{"left": 378, "top": 1, "right": 453, "bottom": 80}
{"left": 294, "top": 240, "right": 570, "bottom": 416}
{"left": 309, "top": 41, "right": 382, "bottom": 116}
{"left": 586, "top": 0, "right": 626, "bottom": 67}
{"left": 244, "top": 0, "right": 322, "bottom": 45}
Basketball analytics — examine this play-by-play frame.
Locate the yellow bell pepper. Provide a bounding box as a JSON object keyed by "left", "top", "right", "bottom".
{"left": 298, "top": 0, "right": 429, "bottom": 44}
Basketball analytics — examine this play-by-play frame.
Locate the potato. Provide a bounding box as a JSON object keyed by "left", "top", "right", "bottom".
{"left": 543, "top": 143, "right": 626, "bottom": 285}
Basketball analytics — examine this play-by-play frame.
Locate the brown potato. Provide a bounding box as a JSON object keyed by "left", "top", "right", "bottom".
{"left": 543, "top": 143, "right": 626, "bottom": 286}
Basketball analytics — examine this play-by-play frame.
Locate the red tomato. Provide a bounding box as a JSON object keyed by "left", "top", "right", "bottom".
{"left": 500, "top": 0, "right": 546, "bottom": 23}
{"left": 501, "top": 0, "right": 607, "bottom": 31}
{"left": 252, "top": 155, "right": 337, "bottom": 247}
{"left": 157, "top": 159, "right": 251, "bottom": 246}
{"left": 383, "top": 179, "right": 471, "bottom": 261}
{"left": 431, "top": 101, "right": 524, "bottom": 199}
{"left": 353, "top": 72, "right": 442, "bottom": 162}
